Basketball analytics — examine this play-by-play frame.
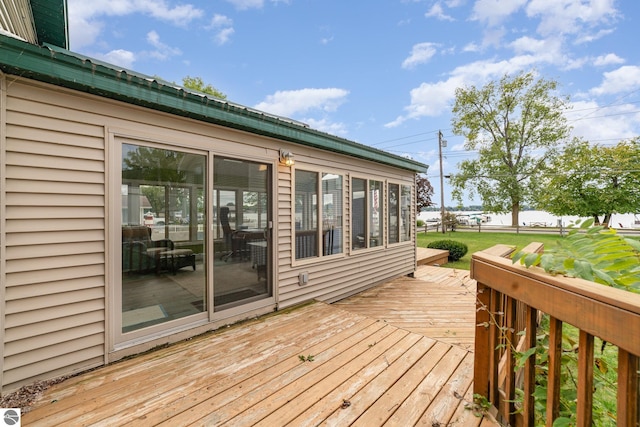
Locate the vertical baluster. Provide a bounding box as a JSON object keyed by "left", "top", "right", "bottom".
{"left": 522, "top": 305, "right": 537, "bottom": 426}
{"left": 474, "top": 282, "right": 492, "bottom": 399}
{"left": 501, "top": 296, "right": 516, "bottom": 426}
{"left": 618, "top": 349, "right": 639, "bottom": 426}
{"left": 547, "top": 316, "right": 562, "bottom": 426}
{"left": 576, "top": 330, "right": 594, "bottom": 426}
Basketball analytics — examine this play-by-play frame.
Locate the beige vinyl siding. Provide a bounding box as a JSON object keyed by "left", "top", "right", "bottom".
{"left": 275, "top": 150, "right": 417, "bottom": 310}
{"left": 0, "top": 76, "right": 419, "bottom": 391}
{"left": 3, "top": 79, "right": 106, "bottom": 391}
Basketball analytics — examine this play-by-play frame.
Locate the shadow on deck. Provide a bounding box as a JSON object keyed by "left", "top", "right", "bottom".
{"left": 23, "top": 266, "right": 499, "bottom": 426}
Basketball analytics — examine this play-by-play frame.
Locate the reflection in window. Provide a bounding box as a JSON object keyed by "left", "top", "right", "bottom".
{"left": 352, "top": 178, "right": 384, "bottom": 249}
{"left": 213, "top": 157, "right": 271, "bottom": 310}
{"left": 388, "top": 184, "right": 400, "bottom": 244}
{"left": 369, "top": 180, "right": 383, "bottom": 248}
{"left": 400, "top": 185, "right": 411, "bottom": 242}
{"left": 121, "top": 144, "right": 206, "bottom": 333}
{"left": 351, "top": 178, "right": 366, "bottom": 250}
{"left": 295, "top": 170, "right": 343, "bottom": 259}
{"left": 322, "top": 173, "right": 343, "bottom": 255}
{"left": 295, "top": 170, "right": 318, "bottom": 259}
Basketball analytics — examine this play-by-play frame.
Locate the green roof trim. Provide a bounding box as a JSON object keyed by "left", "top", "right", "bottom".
{"left": 0, "top": 34, "right": 427, "bottom": 172}
{"left": 31, "top": 0, "right": 68, "bottom": 49}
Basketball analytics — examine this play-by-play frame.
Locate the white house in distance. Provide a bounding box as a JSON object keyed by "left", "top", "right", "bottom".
{"left": 0, "top": 0, "right": 427, "bottom": 392}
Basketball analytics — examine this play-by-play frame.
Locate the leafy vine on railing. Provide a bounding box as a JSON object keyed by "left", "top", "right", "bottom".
{"left": 506, "top": 219, "right": 640, "bottom": 425}
{"left": 512, "top": 218, "right": 640, "bottom": 292}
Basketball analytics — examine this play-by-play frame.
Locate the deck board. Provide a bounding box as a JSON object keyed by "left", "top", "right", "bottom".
{"left": 23, "top": 266, "right": 498, "bottom": 426}
{"left": 334, "top": 266, "right": 477, "bottom": 351}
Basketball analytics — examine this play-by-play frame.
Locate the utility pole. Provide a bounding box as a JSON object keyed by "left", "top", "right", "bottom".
{"left": 438, "top": 130, "right": 446, "bottom": 234}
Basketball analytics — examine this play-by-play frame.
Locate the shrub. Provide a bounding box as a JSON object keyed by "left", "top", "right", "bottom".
{"left": 427, "top": 239, "right": 468, "bottom": 261}
{"left": 416, "top": 219, "right": 425, "bottom": 227}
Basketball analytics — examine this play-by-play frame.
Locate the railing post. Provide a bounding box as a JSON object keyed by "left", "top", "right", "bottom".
{"left": 618, "top": 349, "right": 639, "bottom": 426}
{"left": 474, "top": 282, "right": 492, "bottom": 399}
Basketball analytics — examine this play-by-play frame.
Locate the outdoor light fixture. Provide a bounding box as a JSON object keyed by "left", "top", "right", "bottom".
{"left": 279, "top": 149, "right": 295, "bottom": 166}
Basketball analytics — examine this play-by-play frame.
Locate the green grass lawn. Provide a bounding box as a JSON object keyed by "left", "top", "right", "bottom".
{"left": 417, "top": 230, "right": 565, "bottom": 270}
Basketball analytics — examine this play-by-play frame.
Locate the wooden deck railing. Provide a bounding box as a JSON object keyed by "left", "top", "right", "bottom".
{"left": 471, "top": 243, "right": 640, "bottom": 426}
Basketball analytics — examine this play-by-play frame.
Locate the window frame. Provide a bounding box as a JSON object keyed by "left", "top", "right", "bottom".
{"left": 350, "top": 175, "right": 386, "bottom": 252}
{"left": 387, "top": 181, "right": 413, "bottom": 245}
{"left": 293, "top": 167, "right": 345, "bottom": 263}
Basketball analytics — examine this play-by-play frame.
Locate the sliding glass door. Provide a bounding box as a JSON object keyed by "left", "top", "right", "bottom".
{"left": 120, "top": 144, "right": 206, "bottom": 333}
{"left": 213, "top": 157, "right": 272, "bottom": 310}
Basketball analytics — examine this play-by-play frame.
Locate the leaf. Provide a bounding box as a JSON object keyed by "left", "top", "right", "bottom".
{"left": 624, "top": 237, "right": 640, "bottom": 251}
{"left": 573, "top": 260, "right": 594, "bottom": 281}
{"left": 595, "top": 357, "right": 608, "bottom": 374}
{"left": 511, "top": 251, "right": 526, "bottom": 264}
{"left": 553, "top": 417, "right": 573, "bottom": 427}
{"left": 515, "top": 347, "right": 537, "bottom": 370}
{"left": 524, "top": 253, "right": 541, "bottom": 268}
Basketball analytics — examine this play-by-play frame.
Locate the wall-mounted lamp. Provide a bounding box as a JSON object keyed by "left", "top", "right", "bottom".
{"left": 279, "top": 149, "right": 295, "bottom": 166}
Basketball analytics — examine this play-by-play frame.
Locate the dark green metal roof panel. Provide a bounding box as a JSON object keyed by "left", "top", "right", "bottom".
{"left": 30, "top": 0, "right": 68, "bottom": 48}
{"left": 0, "top": 34, "right": 427, "bottom": 172}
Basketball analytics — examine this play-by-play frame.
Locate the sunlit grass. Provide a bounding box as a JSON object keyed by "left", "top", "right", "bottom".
{"left": 417, "top": 230, "right": 565, "bottom": 270}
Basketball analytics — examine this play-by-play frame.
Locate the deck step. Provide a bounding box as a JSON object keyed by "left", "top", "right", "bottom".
{"left": 417, "top": 247, "right": 449, "bottom": 266}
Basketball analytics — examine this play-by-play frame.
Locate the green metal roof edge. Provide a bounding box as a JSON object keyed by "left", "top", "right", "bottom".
{"left": 0, "top": 35, "right": 428, "bottom": 173}
{"left": 30, "top": 0, "right": 68, "bottom": 49}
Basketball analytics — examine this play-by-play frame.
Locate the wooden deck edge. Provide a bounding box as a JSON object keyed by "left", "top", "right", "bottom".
{"left": 417, "top": 247, "right": 449, "bottom": 266}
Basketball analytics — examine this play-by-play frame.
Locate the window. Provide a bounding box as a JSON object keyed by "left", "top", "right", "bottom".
{"left": 351, "top": 177, "right": 383, "bottom": 250}
{"left": 295, "top": 170, "right": 343, "bottom": 259}
{"left": 389, "top": 183, "right": 412, "bottom": 243}
{"left": 121, "top": 144, "right": 206, "bottom": 333}
{"left": 388, "top": 184, "right": 400, "bottom": 244}
{"left": 400, "top": 184, "right": 412, "bottom": 242}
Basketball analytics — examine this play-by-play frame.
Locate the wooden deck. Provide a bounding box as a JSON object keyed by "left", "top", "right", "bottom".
{"left": 23, "top": 266, "right": 498, "bottom": 426}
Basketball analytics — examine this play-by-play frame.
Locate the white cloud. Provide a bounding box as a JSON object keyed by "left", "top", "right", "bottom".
{"left": 209, "top": 14, "right": 233, "bottom": 28}
{"left": 302, "top": 118, "right": 348, "bottom": 136}
{"left": 94, "top": 49, "right": 137, "bottom": 69}
{"left": 509, "top": 36, "right": 564, "bottom": 64}
{"left": 385, "top": 76, "right": 465, "bottom": 128}
{"left": 254, "top": 88, "right": 349, "bottom": 117}
{"left": 386, "top": 57, "right": 541, "bottom": 127}
{"left": 526, "top": 0, "right": 618, "bottom": 37}
{"left": 590, "top": 65, "right": 640, "bottom": 95}
{"left": 471, "top": 0, "right": 527, "bottom": 26}
{"left": 68, "top": 0, "right": 204, "bottom": 48}
{"left": 208, "top": 14, "right": 235, "bottom": 45}
{"left": 402, "top": 42, "right": 439, "bottom": 69}
{"left": 145, "top": 30, "right": 182, "bottom": 60}
{"left": 425, "top": 3, "right": 455, "bottom": 21}
{"left": 462, "top": 42, "right": 480, "bottom": 53}
{"left": 593, "top": 53, "right": 624, "bottom": 66}
{"left": 215, "top": 28, "right": 235, "bottom": 45}
{"left": 566, "top": 100, "right": 640, "bottom": 142}
{"left": 225, "top": 0, "right": 264, "bottom": 10}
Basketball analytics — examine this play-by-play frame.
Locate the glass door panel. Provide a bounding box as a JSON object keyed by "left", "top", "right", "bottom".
{"left": 214, "top": 157, "right": 272, "bottom": 310}
{"left": 121, "top": 144, "right": 206, "bottom": 333}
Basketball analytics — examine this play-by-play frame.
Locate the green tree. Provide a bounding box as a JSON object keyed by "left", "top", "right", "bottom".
{"left": 182, "top": 76, "right": 227, "bottom": 99}
{"left": 534, "top": 137, "right": 640, "bottom": 226}
{"left": 416, "top": 174, "right": 435, "bottom": 214}
{"left": 450, "top": 71, "right": 571, "bottom": 226}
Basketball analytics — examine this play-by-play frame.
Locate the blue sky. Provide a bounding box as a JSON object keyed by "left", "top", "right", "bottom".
{"left": 68, "top": 0, "right": 640, "bottom": 206}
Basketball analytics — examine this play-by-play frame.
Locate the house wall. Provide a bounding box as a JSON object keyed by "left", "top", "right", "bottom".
{"left": 0, "top": 74, "right": 417, "bottom": 392}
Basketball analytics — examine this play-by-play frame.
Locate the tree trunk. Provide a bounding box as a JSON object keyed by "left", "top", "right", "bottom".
{"left": 511, "top": 203, "right": 520, "bottom": 227}
{"left": 602, "top": 213, "right": 612, "bottom": 228}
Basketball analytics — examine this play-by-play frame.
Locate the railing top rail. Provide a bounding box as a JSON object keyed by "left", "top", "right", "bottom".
{"left": 471, "top": 245, "right": 640, "bottom": 355}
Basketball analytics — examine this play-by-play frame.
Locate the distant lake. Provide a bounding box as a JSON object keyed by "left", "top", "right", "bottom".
{"left": 418, "top": 210, "right": 640, "bottom": 229}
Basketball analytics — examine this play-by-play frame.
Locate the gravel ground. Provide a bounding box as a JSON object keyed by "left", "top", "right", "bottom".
{"left": 0, "top": 377, "right": 68, "bottom": 413}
